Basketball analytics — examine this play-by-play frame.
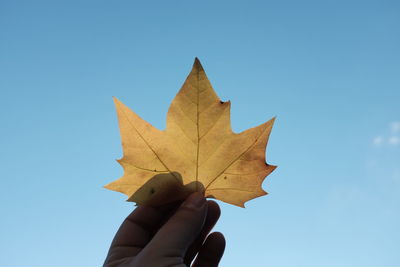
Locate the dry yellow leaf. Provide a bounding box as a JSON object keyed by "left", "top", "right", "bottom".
{"left": 104, "top": 58, "right": 276, "bottom": 207}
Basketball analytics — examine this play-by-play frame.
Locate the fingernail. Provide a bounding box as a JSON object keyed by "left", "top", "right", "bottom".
{"left": 182, "top": 192, "right": 206, "bottom": 209}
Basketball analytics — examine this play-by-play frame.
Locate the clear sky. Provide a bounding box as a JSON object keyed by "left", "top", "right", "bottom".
{"left": 1, "top": 0, "right": 399, "bottom": 266}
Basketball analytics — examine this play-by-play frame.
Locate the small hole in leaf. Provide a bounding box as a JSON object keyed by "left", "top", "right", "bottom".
{"left": 150, "top": 188, "right": 155, "bottom": 195}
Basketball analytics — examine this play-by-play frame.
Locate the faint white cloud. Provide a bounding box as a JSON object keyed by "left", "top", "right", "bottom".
{"left": 328, "top": 186, "right": 364, "bottom": 204}
{"left": 388, "top": 136, "right": 400, "bottom": 145}
{"left": 373, "top": 136, "right": 384, "bottom": 145}
{"left": 372, "top": 121, "right": 400, "bottom": 147}
{"left": 390, "top": 121, "right": 400, "bottom": 134}
{"left": 393, "top": 170, "right": 400, "bottom": 184}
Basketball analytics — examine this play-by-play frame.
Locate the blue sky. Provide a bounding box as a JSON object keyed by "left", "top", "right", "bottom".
{"left": 1, "top": 0, "right": 399, "bottom": 266}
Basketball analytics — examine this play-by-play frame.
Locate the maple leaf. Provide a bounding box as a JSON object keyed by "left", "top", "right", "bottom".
{"left": 104, "top": 58, "right": 276, "bottom": 207}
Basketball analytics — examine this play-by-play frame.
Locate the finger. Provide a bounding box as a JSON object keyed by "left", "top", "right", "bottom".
{"left": 192, "top": 232, "right": 226, "bottom": 267}
{"left": 184, "top": 200, "right": 221, "bottom": 265}
{"left": 103, "top": 257, "right": 133, "bottom": 267}
{"left": 105, "top": 202, "right": 180, "bottom": 264}
{"left": 143, "top": 192, "right": 208, "bottom": 258}
{"left": 112, "top": 206, "right": 160, "bottom": 246}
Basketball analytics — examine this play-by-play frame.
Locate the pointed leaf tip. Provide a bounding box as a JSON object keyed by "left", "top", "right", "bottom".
{"left": 193, "top": 57, "right": 204, "bottom": 71}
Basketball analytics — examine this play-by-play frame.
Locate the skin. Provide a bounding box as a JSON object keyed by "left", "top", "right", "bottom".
{"left": 104, "top": 192, "right": 226, "bottom": 267}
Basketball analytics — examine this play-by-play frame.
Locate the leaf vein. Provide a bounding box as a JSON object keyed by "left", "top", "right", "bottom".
{"left": 204, "top": 125, "right": 270, "bottom": 191}
{"left": 119, "top": 106, "right": 178, "bottom": 181}
{"left": 206, "top": 188, "right": 258, "bottom": 193}
{"left": 199, "top": 105, "right": 227, "bottom": 140}
{"left": 224, "top": 169, "right": 268, "bottom": 176}
{"left": 122, "top": 161, "right": 169, "bottom": 173}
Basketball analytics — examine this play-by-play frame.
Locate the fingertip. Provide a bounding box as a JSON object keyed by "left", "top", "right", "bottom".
{"left": 192, "top": 232, "right": 226, "bottom": 267}
{"left": 181, "top": 192, "right": 207, "bottom": 210}
{"left": 208, "top": 232, "right": 226, "bottom": 247}
{"left": 206, "top": 200, "right": 221, "bottom": 215}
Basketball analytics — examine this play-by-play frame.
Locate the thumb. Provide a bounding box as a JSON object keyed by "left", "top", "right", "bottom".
{"left": 144, "top": 192, "right": 208, "bottom": 257}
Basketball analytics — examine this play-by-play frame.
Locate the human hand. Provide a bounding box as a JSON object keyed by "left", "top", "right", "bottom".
{"left": 104, "top": 192, "right": 226, "bottom": 267}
